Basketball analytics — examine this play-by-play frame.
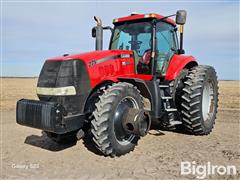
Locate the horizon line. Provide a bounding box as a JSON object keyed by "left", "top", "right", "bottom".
{"left": 0, "top": 76, "right": 239, "bottom": 81}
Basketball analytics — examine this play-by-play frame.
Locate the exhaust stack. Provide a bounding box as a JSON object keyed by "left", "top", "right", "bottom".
{"left": 92, "top": 16, "right": 103, "bottom": 51}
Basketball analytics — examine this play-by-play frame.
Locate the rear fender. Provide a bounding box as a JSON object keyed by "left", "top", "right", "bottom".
{"left": 165, "top": 54, "right": 198, "bottom": 80}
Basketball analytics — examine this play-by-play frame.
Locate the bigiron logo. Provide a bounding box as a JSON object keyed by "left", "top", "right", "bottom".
{"left": 180, "top": 161, "right": 237, "bottom": 179}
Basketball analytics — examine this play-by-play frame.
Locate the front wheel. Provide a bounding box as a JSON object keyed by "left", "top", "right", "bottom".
{"left": 179, "top": 65, "right": 219, "bottom": 135}
{"left": 91, "top": 82, "right": 143, "bottom": 156}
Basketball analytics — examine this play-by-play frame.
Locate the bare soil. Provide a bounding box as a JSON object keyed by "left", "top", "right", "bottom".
{"left": 0, "top": 78, "right": 240, "bottom": 179}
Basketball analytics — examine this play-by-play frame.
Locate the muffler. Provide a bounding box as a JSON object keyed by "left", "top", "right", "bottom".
{"left": 92, "top": 16, "right": 103, "bottom": 51}
{"left": 122, "top": 108, "right": 151, "bottom": 137}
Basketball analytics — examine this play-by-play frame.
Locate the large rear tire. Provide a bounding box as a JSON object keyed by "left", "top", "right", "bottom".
{"left": 178, "top": 65, "right": 218, "bottom": 135}
{"left": 91, "top": 82, "right": 143, "bottom": 156}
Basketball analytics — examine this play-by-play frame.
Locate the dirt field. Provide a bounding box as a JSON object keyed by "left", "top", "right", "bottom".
{"left": 1, "top": 78, "right": 240, "bottom": 179}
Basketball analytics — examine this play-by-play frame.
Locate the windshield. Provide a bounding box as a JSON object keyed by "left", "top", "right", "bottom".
{"left": 110, "top": 21, "right": 152, "bottom": 57}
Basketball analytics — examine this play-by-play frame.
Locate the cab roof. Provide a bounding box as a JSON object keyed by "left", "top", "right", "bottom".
{"left": 113, "top": 13, "right": 176, "bottom": 26}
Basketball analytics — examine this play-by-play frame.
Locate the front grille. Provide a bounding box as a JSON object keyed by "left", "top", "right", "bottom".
{"left": 16, "top": 99, "right": 62, "bottom": 132}
{"left": 37, "top": 61, "right": 62, "bottom": 87}
{"left": 37, "top": 59, "right": 92, "bottom": 114}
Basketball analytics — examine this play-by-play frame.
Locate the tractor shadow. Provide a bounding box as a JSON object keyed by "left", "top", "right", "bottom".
{"left": 24, "top": 127, "right": 190, "bottom": 154}
{"left": 24, "top": 132, "right": 77, "bottom": 152}
{"left": 82, "top": 135, "right": 105, "bottom": 156}
{"left": 24, "top": 131, "right": 103, "bottom": 155}
{"left": 150, "top": 123, "right": 191, "bottom": 135}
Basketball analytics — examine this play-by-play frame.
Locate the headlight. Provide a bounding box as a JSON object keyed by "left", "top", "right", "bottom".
{"left": 36, "top": 86, "right": 76, "bottom": 96}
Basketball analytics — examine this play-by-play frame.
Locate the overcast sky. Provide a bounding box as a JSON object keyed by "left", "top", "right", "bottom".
{"left": 1, "top": 0, "right": 239, "bottom": 80}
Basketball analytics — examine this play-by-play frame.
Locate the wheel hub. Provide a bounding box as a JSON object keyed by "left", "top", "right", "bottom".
{"left": 202, "top": 81, "right": 214, "bottom": 121}
{"left": 113, "top": 96, "right": 139, "bottom": 145}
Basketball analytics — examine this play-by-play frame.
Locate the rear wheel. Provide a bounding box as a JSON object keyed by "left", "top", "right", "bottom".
{"left": 91, "top": 82, "right": 143, "bottom": 156}
{"left": 178, "top": 65, "right": 218, "bottom": 135}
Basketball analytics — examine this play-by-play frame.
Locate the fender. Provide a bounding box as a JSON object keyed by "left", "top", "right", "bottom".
{"left": 84, "top": 77, "right": 154, "bottom": 117}
{"left": 117, "top": 77, "right": 152, "bottom": 102}
{"left": 118, "top": 77, "right": 163, "bottom": 120}
{"left": 165, "top": 54, "right": 198, "bottom": 80}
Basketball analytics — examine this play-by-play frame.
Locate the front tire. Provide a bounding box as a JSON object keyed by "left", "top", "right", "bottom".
{"left": 179, "top": 65, "right": 219, "bottom": 135}
{"left": 91, "top": 82, "right": 143, "bottom": 156}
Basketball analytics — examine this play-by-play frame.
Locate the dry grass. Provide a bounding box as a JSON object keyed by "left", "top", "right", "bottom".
{"left": 1, "top": 78, "right": 38, "bottom": 111}
{"left": 0, "top": 78, "right": 239, "bottom": 111}
{"left": 218, "top": 81, "right": 240, "bottom": 109}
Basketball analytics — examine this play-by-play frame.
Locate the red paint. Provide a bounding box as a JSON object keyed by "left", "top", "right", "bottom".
{"left": 114, "top": 13, "right": 176, "bottom": 26}
{"left": 86, "top": 51, "right": 153, "bottom": 87}
{"left": 165, "top": 54, "right": 197, "bottom": 80}
{"left": 47, "top": 50, "right": 153, "bottom": 88}
{"left": 47, "top": 50, "right": 131, "bottom": 63}
{"left": 47, "top": 51, "right": 196, "bottom": 88}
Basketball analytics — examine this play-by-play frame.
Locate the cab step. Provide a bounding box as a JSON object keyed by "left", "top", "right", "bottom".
{"left": 165, "top": 108, "right": 177, "bottom": 112}
{"left": 159, "top": 84, "right": 169, "bottom": 88}
{"left": 159, "top": 81, "right": 182, "bottom": 128}
{"left": 169, "top": 120, "right": 182, "bottom": 126}
{"left": 161, "top": 96, "right": 173, "bottom": 100}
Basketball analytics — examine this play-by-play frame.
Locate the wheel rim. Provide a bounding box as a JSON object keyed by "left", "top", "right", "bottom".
{"left": 202, "top": 81, "right": 215, "bottom": 121}
{"left": 113, "top": 96, "right": 139, "bottom": 145}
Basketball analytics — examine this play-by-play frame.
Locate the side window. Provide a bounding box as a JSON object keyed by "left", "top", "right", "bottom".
{"left": 111, "top": 29, "right": 132, "bottom": 51}
{"left": 156, "top": 22, "right": 175, "bottom": 73}
{"left": 137, "top": 33, "right": 151, "bottom": 56}
{"left": 156, "top": 23, "right": 174, "bottom": 54}
{"left": 116, "top": 31, "right": 131, "bottom": 50}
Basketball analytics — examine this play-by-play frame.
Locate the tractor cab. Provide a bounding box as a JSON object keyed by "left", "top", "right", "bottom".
{"left": 111, "top": 15, "right": 177, "bottom": 76}
{"left": 92, "top": 12, "right": 186, "bottom": 77}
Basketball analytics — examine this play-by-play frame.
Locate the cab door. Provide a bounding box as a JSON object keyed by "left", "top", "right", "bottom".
{"left": 155, "top": 21, "right": 178, "bottom": 76}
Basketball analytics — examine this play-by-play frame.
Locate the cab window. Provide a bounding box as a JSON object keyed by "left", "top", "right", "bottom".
{"left": 110, "top": 21, "right": 152, "bottom": 75}
{"left": 155, "top": 22, "right": 176, "bottom": 74}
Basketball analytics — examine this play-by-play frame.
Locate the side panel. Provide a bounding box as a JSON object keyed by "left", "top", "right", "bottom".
{"left": 165, "top": 54, "right": 198, "bottom": 80}
{"left": 46, "top": 49, "right": 153, "bottom": 89}
{"left": 86, "top": 56, "right": 153, "bottom": 88}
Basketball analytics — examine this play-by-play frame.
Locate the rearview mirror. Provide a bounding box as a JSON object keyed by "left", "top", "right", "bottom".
{"left": 176, "top": 10, "right": 187, "bottom": 25}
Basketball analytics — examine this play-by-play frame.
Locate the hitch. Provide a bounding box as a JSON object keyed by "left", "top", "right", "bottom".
{"left": 122, "top": 108, "right": 151, "bottom": 137}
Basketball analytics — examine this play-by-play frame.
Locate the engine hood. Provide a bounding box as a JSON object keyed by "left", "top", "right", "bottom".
{"left": 47, "top": 50, "right": 133, "bottom": 63}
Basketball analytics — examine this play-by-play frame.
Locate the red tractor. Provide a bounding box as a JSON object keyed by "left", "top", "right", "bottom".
{"left": 17, "top": 10, "right": 218, "bottom": 156}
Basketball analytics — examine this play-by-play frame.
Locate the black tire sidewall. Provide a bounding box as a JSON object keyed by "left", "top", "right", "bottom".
{"left": 199, "top": 68, "right": 218, "bottom": 132}
{"left": 107, "top": 85, "right": 142, "bottom": 155}
{"left": 174, "top": 65, "right": 218, "bottom": 135}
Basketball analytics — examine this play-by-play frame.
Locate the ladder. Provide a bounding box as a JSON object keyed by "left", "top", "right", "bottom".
{"left": 159, "top": 83, "right": 182, "bottom": 127}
